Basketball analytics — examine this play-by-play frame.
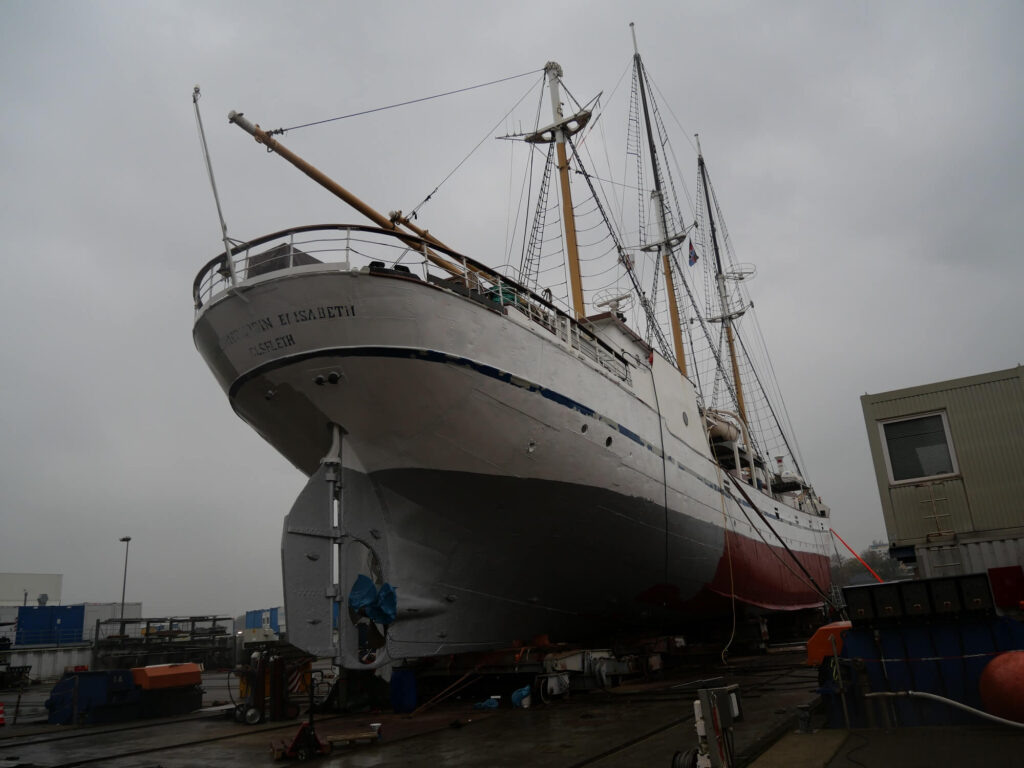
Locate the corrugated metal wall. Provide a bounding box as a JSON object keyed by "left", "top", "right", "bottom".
{"left": 887, "top": 479, "right": 971, "bottom": 542}
{"left": 862, "top": 366, "right": 1024, "bottom": 549}
{"left": 7, "top": 645, "right": 93, "bottom": 682}
{"left": 916, "top": 535, "right": 1024, "bottom": 578}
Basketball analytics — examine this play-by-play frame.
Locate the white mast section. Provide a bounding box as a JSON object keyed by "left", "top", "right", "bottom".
{"left": 193, "top": 86, "right": 238, "bottom": 286}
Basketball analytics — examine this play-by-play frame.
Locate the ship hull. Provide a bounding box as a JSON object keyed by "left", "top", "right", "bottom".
{"left": 194, "top": 260, "right": 831, "bottom": 664}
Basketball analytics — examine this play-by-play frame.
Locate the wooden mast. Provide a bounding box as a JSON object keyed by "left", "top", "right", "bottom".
{"left": 227, "top": 111, "right": 463, "bottom": 277}
{"left": 698, "top": 142, "right": 748, "bottom": 426}
{"left": 631, "top": 25, "right": 687, "bottom": 376}
{"left": 543, "top": 62, "right": 586, "bottom": 320}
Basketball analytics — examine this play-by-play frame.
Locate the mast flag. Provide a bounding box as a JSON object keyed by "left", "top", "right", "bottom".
{"left": 689, "top": 241, "right": 699, "bottom": 266}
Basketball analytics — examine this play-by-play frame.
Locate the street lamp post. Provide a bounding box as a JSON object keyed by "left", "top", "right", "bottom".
{"left": 119, "top": 536, "right": 131, "bottom": 636}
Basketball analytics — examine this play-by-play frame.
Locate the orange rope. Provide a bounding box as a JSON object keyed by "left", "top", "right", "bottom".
{"left": 829, "top": 528, "right": 884, "bottom": 583}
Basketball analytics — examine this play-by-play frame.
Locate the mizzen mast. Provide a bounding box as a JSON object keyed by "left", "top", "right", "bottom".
{"left": 631, "top": 24, "right": 688, "bottom": 376}
{"left": 698, "top": 137, "right": 748, "bottom": 426}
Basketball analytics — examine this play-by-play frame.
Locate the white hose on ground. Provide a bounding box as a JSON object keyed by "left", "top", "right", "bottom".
{"left": 864, "top": 690, "right": 1024, "bottom": 730}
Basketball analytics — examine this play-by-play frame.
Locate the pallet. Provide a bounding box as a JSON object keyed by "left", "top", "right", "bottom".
{"left": 326, "top": 727, "right": 380, "bottom": 747}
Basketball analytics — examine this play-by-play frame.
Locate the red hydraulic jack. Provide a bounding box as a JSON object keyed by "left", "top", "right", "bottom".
{"left": 270, "top": 671, "right": 331, "bottom": 761}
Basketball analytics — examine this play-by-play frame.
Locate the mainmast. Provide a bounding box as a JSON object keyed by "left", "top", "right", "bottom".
{"left": 631, "top": 24, "right": 688, "bottom": 376}
{"left": 542, "top": 62, "right": 586, "bottom": 320}
{"left": 698, "top": 138, "right": 748, "bottom": 426}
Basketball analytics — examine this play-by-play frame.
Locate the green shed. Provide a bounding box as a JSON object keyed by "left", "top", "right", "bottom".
{"left": 861, "top": 365, "right": 1024, "bottom": 577}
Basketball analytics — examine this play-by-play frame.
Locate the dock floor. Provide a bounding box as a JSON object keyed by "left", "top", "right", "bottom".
{"left": 2, "top": 651, "right": 1021, "bottom": 766}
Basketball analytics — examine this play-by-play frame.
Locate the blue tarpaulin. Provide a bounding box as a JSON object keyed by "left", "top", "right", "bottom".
{"left": 348, "top": 575, "right": 397, "bottom": 625}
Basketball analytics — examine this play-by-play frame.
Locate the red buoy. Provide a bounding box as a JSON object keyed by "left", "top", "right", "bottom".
{"left": 979, "top": 650, "right": 1024, "bottom": 723}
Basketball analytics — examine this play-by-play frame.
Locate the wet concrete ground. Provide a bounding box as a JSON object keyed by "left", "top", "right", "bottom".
{"left": 752, "top": 725, "right": 1024, "bottom": 767}
{"left": 3, "top": 652, "right": 1021, "bottom": 766}
{"left": 0, "top": 653, "right": 816, "bottom": 766}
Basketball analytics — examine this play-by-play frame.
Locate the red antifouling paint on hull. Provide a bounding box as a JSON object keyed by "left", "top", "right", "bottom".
{"left": 708, "top": 530, "right": 830, "bottom": 611}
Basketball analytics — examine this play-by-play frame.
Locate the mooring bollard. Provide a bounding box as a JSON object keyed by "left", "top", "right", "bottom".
{"left": 797, "top": 703, "right": 813, "bottom": 733}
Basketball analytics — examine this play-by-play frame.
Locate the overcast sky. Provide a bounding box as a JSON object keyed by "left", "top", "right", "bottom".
{"left": 1, "top": 1, "right": 1021, "bottom": 618}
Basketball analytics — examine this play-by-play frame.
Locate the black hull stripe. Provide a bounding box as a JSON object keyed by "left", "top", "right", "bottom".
{"left": 229, "top": 346, "right": 812, "bottom": 526}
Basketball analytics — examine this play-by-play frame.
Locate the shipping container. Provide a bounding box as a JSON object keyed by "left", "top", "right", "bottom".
{"left": 16, "top": 605, "right": 85, "bottom": 645}
{"left": 244, "top": 607, "right": 284, "bottom": 634}
{"left": 861, "top": 365, "right": 1024, "bottom": 574}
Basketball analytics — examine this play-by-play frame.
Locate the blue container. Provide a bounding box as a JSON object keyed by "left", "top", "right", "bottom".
{"left": 245, "top": 607, "right": 282, "bottom": 633}
{"left": 45, "top": 670, "right": 140, "bottom": 724}
{"left": 16, "top": 605, "right": 85, "bottom": 645}
{"left": 390, "top": 668, "right": 417, "bottom": 714}
{"left": 836, "top": 616, "right": 1024, "bottom": 727}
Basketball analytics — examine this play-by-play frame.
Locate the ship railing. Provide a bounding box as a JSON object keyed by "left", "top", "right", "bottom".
{"left": 194, "top": 225, "right": 632, "bottom": 384}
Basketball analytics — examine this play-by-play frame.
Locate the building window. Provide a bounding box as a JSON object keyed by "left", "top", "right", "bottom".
{"left": 879, "top": 412, "right": 958, "bottom": 483}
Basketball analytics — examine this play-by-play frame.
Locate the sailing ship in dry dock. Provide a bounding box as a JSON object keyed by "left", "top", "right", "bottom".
{"left": 192, "top": 31, "right": 832, "bottom": 667}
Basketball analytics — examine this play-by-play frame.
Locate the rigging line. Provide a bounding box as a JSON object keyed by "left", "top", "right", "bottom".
{"left": 726, "top": 479, "right": 835, "bottom": 607}
{"left": 266, "top": 68, "right": 544, "bottom": 135}
{"left": 509, "top": 138, "right": 534, "bottom": 273}
{"left": 566, "top": 135, "right": 675, "bottom": 362}
{"left": 745, "top": 312, "right": 808, "bottom": 478}
{"left": 502, "top": 124, "right": 518, "bottom": 271}
{"left": 604, "top": 57, "right": 633, "bottom": 116}
{"left": 507, "top": 121, "right": 543, "bottom": 273}
{"left": 573, "top": 145, "right": 628, "bottom": 249}
{"left": 713, "top": 460, "right": 738, "bottom": 664}
{"left": 647, "top": 75, "right": 698, "bottom": 157}
{"left": 408, "top": 73, "right": 544, "bottom": 220}
{"left": 556, "top": 78, "right": 595, "bottom": 119}
{"left": 725, "top": 488, "right": 832, "bottom": 607}
{"left": 512, "top": 89, "right": 551, "bottom": 274}
{"left": 638, "top": 66, "right": 695, "bottom": 230}
{"left": 576, "top": 169, "right": 641, "bottom": 191}
{"left": 668, "top": 248, "right": 738, "bottom": 409}
{"left": 648, "top": 362, "right": 671, "bottom": 595}
{"left": 735, "top": 331, "right": 805, "bottom": 479}
{"left": 192, "top": 86, "right": 239, "bottom": 284}
{"left": 830, "top": 529, "right": 883, "bottom": 584}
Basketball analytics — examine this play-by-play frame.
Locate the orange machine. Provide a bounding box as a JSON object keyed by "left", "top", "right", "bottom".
{"left": 131, "top": 663, "right": 203, "bottom": 690}
{"left": 806, "top": 621, "right": 851, "bottom": 666}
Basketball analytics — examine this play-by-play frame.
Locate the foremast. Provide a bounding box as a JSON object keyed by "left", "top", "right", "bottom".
{"left": 540, "top": 62, "right": 586, "bottom": 319}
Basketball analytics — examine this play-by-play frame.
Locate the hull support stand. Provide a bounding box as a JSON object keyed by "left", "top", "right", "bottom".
{"left": 281, "top": 425, "right": 345, "bottom": 661}
{"left": 281, "top": 425, "right": 394, "bottom": 669}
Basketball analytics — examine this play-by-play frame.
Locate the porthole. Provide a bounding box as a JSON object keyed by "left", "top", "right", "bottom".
{"left": 682, "top": 411, "right": 689, "bottom": 426}
{"left": 581, "top": 424, "right": 588, "bottom": 433}
{"left": 605, "top": 436, "right": 613, "bottom": 447}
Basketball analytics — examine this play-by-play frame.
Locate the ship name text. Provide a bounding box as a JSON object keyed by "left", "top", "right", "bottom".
{"left": 221, "top": 304, "right": 358, "bottom": 349}
{"left": 277, "top": 304, "right": 357, "bottom": 326}
{"left": 250, "top": 334, "right": 296, "bottom": 357}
